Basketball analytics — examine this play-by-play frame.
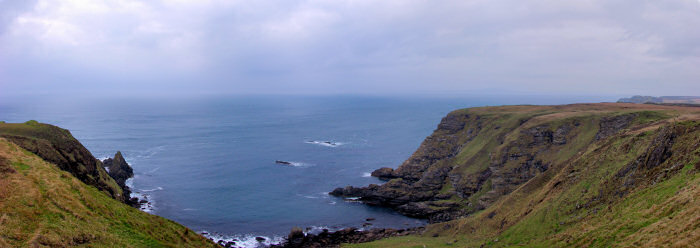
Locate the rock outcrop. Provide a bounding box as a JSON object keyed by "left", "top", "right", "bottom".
{"left": 0, "top": 121, "right": 126, "bottom": 202}
{"left": 330, "top": 105, "right": 685, "bottom": 223}
{"left": 272, "top": 227, "right": 424, "bottom": 248}
{"left": 102, "top": 151, "right": 135, "bottom": 204}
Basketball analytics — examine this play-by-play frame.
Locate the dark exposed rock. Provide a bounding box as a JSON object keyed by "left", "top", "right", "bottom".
{"left": 0, "top": 121, "right": 127, "bottom": 202}
{"left": 272, "top": 227, "right": 424, "bottom": 248}
{"left": 526, "top": 126, "right": 553, "bottom": 146}
{"left": 256, "top": 236, "right": 266, "bottom": 242}
{"left": 276, "top": 160, "right": 293, "bottom": 166}
{"left": 596, "top": 113, "right": 637, "bottom": 140}
{"left": 553, "top": 124, "right": 573, "bottom": 145}
{"left": 437, "top": 113, "right": 467, "bottom": 133}
{"left": 328, "top": 113, "right": 481, "bottom": 221}
{"left": 102, "top": 151, "right": 134, "bottom": 196}
{"left": 370, "top": 167, "right": 396, "bottom": 180}
{"left": 614, "top": 126, "right": 677, "bottom": 196}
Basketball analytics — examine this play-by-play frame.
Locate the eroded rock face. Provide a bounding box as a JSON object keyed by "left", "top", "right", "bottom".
{"left": 329, "top": 107, "right": 680, "bottom": 225}
{"left": 0, "top": 122, "right": 126, "bottom": 202}
{"left": 272, "top": 227, "right": 424, "bottom": 248}
{"left": 102, "top": 151, "right": 134, "bottom": 199}
{"left": 370, "top": 167, "right": 396, "bottom": 180}
{"left": 330, "top": 112, "right": 481, "bottom": 221}
{"left": 613, "top": 126, "right": 677, "bottom": 195}
{"left": 596, "top": 113, "right": 637, "bottom": 140}
{"left": 329, "top": 110, "right": 594, "bottom": 223}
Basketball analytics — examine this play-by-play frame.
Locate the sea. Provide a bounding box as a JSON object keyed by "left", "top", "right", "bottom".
{"left": 0, "top": 94, "right": 612, "bottom": 247}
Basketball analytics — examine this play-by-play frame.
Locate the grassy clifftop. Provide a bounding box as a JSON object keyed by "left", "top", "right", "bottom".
{"left": 0, "top": 138, "right": 216, "bottom": 247}
{"left": 341, "top": 103, "right": 700, "bottom": 247}
{"left": 0, "top": 121, "right": 125, "bottom": 202}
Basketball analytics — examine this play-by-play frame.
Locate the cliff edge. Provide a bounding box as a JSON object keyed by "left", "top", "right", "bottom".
{"left": 0, "top": 122, "right": 216, "bottom": 247}
{"left": 330, "top": 103, "right": 699, "bottom": 247}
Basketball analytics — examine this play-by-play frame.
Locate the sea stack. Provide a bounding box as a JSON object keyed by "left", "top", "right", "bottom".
{"left": 102, "top": 151, "right": 134, "bottom": 197}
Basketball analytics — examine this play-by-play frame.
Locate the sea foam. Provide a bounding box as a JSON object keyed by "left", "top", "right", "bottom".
{"left": 200, "top": 231, "right": 284, "bottom": 248}
{"left": 304, "top": 140, "right": 344, "bottom": 147}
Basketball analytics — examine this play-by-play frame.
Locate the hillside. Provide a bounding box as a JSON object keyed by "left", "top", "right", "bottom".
{"left": 618, "top": 96, "right": 700, "bottom": 105}
{"left": 0, "top": 123, "right": 216, "bottom": 247}
{"left": 331, "top": 103, "right": 700, "bottom": 247}
{"left": 0, "top": 121, "right": 126, "bottom": 203}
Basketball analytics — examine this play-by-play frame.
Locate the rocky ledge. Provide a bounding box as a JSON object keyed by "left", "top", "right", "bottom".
{"left": 271, "top": 227, "right": 424, "bottom": 248}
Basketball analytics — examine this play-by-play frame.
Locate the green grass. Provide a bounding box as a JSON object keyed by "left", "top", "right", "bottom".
{"left": 12, "top": 161, "right": 30, "bottom": 171}
{"left": 0, "top": 139, "right": 216, "bottom": 248}
{"left": 347, "top": 104, "right": 700, "bottom": 248}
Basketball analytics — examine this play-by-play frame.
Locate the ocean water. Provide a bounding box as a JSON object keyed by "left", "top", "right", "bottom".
{"left": 0, "top": 95, "right": 611, "bottom": 247}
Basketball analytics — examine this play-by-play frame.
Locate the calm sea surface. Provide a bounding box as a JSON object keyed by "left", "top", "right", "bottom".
{"left": 0, "top": 95, "right": 611, "bottom": 247}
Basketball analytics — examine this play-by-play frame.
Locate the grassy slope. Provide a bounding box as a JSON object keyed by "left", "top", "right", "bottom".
{"left": 0, "top": 121, "right": 125, "bottom": 202}
{"left": 0, "top": 138, "right": 216, "bottom": 248}
{"left": 347, "top": 103, "right": 700, "bottom": 247}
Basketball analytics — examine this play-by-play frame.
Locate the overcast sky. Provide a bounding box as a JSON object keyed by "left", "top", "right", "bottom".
{"left": 1, "top": 0, "right": 699, "bottom": 97}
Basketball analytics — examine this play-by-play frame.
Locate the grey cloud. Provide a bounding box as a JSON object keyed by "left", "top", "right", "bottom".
{"left": 1, "top": 0, "right": 699, "bottom": 96}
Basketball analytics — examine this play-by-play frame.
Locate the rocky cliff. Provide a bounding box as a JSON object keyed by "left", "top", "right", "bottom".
{"left": 0, "top": 121, "right": 128, "bottom": 202}
{"left": 0, "top": 125, "right": 216, "bottom": 247}
{"left": 102, "top": 151, "right": 135, "bottom": 199}
{"left": 332, "top": 103, "right": 700, "bottom": 225}
{"left": 331, "top": 103, "right": 700, "bottom": 247}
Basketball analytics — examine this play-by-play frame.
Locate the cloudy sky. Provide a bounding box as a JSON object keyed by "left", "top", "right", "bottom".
{"left": 1, "top": 0, "right": 699, "bottom": 96}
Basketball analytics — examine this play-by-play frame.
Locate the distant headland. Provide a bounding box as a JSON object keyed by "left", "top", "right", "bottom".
{"left": 618, "top": 95, "right": 700, "bottom": 105}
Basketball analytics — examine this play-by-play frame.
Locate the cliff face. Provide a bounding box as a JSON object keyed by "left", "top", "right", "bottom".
{"left": 0, "top": 121, "right": 127, "bottom": 202}
{"left": 339, "top": 103, "right": 700, "bottom": 247}
{"left": 0, "top": 137, "right": 216, "bottom": 247}
{"left": 332, "top": 103, "right": 700, "bottom": 224}
{"left": 102, "top": 151, "right": 134, "bottom": 198}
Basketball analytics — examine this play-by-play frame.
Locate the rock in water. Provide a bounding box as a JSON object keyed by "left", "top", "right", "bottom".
{"left": 102, "top": 151, "right": 134, "bottom": 199}
{"left": 275, "top": 160, "right": 293, "bottom": 165}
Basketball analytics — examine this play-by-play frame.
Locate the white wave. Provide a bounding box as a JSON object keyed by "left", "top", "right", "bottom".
{"left": 135, "top": 145, "right": 166, "bottom": 160}
{"left": 344, "top": 197, "right": 361, "bottom": 202}
{"left": 130, "top": 191, "right": 155, "bottom": 213}
{"left": 362, "top": 172, "right": 371, "bottom": 177}
{"left": 200, "top": 231, "right": 284, "bottom": 248}
{"left": 290, "top": 162, "right": 307, "bottom": 167}
{"left": 141, "top": 187, "right": 163, "bottom": 192}
{"left": 97, "top": 156, "right": 111, "bottom": 161}
{"left": 297, "top": 194, "right": 319, "bottom": 199}
{"left": 305, "top": 140, "right": 344, "bottom": 147}
{"left": 125, "top": 178, "right": 134, "bottom": 189}
{"left": 182, "top": 208, "right": 197, "bottom": 211}
{"left": 328, "top": 200, "right": 336, "bottom": 205}
{"left": 304, "top": 226, "right": 332, "bottom": 235}
{"left": 126, "top": 177, "right": 158, "bottom": 213}
{"left": 277, "top": 161, "right": 312, "bottom": 167}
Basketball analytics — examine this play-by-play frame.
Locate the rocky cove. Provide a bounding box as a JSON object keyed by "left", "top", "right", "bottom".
{"left": 3, "top": 101, "right": 699, "bottom": 248}
{"left": 190, "top": 103, "right": 700, "bottom": 247}
{"left": 326, "top": 106, "right": 651, "bottom": 223}
{"left": 269, "top": 103, "right": 700, "bottom": 247}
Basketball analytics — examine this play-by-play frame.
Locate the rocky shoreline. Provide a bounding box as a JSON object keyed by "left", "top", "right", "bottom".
{"left": 100, "top": 151, "right": 150, "bottom": 209}
{"left": 270, "top": 226, "right": 424, "bottom": 248}
{"left": 327, "top": 110, "right": 642, "bottom": 224}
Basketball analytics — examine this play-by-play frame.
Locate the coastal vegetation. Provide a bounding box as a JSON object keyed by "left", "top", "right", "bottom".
{"left": 0, "top": 122, "right": 216, "bottom": 247}
{"left": 333, "top": 103, "right": 700, "bottom": 247}
{"left": 1, "top": 103, "right": 699, "bottom": 247}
